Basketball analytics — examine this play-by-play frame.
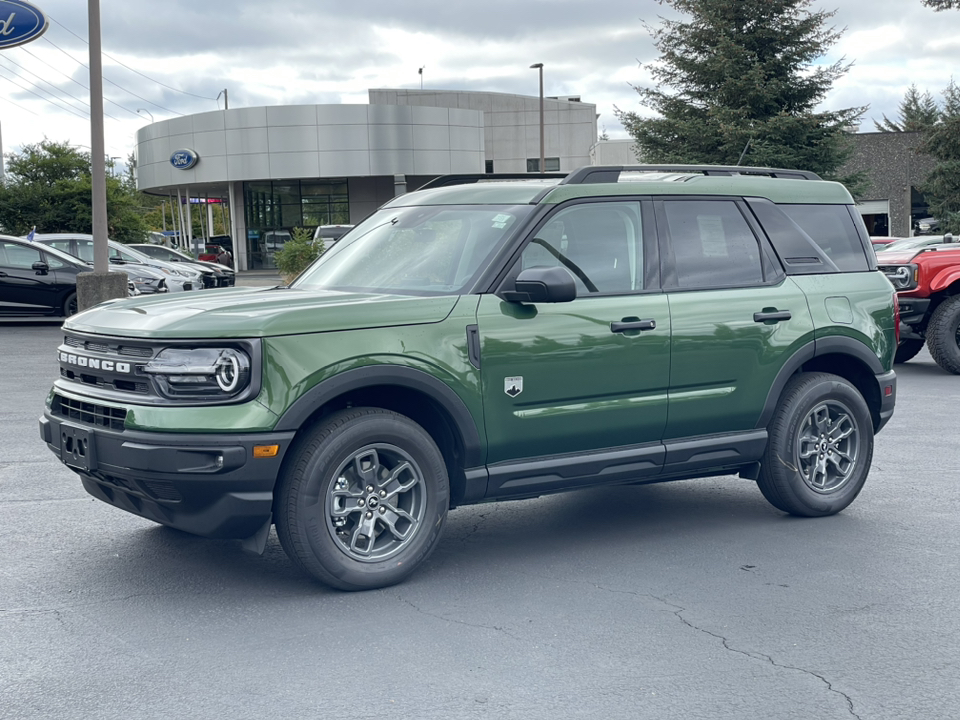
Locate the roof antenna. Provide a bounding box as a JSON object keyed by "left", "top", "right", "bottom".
{"left": 736, "top": 139, "right": 752, "bottom": 166}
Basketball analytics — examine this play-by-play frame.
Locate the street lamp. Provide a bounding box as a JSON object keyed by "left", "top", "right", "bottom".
{"left": 137, "top": 108, "right": 154, "bottom": 122}
{"left": 530, "top": 63, "right": 544, "bottom": 174}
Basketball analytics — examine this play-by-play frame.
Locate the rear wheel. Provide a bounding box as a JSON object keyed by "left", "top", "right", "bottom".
{"left": 894, "top": 338, "right": 924, "bottom": 364}
{"left": 757, "top": 372, "right": 873, "bottom": 517}
{"left": 926, "top": 296, "right": 960, "bottom": 374}
{"left": 275, "top": 408, "right": 449, "bottom": 591}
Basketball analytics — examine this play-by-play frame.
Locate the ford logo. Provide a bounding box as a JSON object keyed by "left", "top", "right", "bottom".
{"left": 0, "top": 1, "right": 49, "bottom": 50}
{"left": 170, "top": 148, "right": 199, "bottom": 170}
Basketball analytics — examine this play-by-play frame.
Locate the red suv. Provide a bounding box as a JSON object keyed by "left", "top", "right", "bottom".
{"left": 878, "top": 239, "right": 960, "bottom": 372}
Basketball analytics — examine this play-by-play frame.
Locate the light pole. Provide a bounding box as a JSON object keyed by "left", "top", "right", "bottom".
{"left": 530, "top": 63, "right": 544, "bottom": 174}
{"left": 137, "top": 108, "right": 154, "bottom": 122}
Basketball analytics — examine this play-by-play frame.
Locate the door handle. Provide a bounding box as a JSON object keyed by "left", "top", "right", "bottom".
{"left": 753, "top": 310, "right": 792, "bottom": 323}
{"left": 611, "top": 318, "right": 657, "bottom": 333}
{"left": 0, "top": 271, "right": 7, "bottom": 277}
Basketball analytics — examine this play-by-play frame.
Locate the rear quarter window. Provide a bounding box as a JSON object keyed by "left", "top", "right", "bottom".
{"left": 779, "top": 204, "right": 870, "bottom": 272}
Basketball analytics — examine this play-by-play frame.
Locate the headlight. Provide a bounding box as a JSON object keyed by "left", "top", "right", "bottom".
{"left": 881, "top": 264, "right": 918, "bottom": 291}
{"left": 144, "top": 347, "right": 252, "bottom": 400}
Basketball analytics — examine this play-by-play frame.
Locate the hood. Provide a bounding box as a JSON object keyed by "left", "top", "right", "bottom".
{"left": 64, "top": 287, "right": 460, "bottom": 339}
{"left": 877, "top": 245, "right": 960, "bottom": 265}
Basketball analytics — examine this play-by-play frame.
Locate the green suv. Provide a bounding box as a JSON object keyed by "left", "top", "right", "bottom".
{"left": 41, "top": 165, "right": 898, "bottom": 590}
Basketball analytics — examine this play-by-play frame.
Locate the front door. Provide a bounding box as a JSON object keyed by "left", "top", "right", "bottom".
{"left": 0, "top": 241, "right": 59, "bottom": 315}
{"left": 477, "top": 200, "right": 670, "bottom": 496}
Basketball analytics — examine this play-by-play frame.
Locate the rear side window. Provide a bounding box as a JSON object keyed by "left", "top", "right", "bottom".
{"left": 660, "top": 200, "right": 764, "bottom": 288}
{"left": 779, "top": 204, "right": 869, "bottom": 271}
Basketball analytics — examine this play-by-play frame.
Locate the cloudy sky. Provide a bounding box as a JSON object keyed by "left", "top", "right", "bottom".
{"left": 1, "top": 0, "right": 959, "bottom": 164}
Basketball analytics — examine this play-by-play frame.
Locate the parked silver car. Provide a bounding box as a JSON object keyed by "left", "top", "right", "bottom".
{"left": 129, "top": 243, "right": 235, "bottom": 287}
{"left": 33, "top": 234, "right": 203, "bottom": 292}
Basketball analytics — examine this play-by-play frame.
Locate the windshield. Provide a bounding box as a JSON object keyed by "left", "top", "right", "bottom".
{"left": 295, "top": 204, "right": 532, "bottom": 295}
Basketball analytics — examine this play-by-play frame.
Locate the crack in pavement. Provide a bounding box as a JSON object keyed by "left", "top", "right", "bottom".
{"left": 651, "top": 594, "right": 862, "bottom": 720}
{"left": 528, "top": 575, "right": 862, "bottom": 720}
{"left": 396, "top": 597, "right": 525, "bottom": 643}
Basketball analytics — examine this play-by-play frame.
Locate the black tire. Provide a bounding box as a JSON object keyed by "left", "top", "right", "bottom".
{"left": 894, "top": 338, "right": 924, "bottom": 364}
{"left": 62, "top": 291, "right": 78, "bottom": 317}
{"left": 275, "top": 408, "right": 449, "bottom": 591}
{"left": 757, "top": 372, "right": 873, "bottom": 517}
{"left": 926, "top": 296, "right": 960, "bottom": 374}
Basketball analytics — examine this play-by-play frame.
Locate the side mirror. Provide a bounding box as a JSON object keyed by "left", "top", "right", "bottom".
{"left": 32, "top": 261, "right": 49, "bottom": 275}
{"left": 109, "top": 257, "right": 125, "bottom": 264}
{"left": 502, "top": 266, "right": 577, "bottom": 304}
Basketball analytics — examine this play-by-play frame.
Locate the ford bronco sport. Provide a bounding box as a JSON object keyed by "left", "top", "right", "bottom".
{"left": 41, "top": 165, "right": 898, "bottom": 591}
{"left": 877, "top": 237, "right": 960, "bottom": 373}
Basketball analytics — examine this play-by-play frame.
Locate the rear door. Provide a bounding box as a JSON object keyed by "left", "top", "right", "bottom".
{"left": 655, "top": 197, "right": 815, "bottom": 445}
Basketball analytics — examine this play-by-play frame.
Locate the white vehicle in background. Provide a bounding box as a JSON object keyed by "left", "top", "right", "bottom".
{"left": 130, "top": 243, "right": 235, "bottom": 287}
{"left": 313, "top": 224, "right": 354, "bottom": 253}
{"left": 33, "top": 234, "right": 205, "bottom": 292}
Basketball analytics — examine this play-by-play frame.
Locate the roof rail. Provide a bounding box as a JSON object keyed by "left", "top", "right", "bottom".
{"left": 560, "top": 165, "right": 822, "bottom": 185}
{"left": 417, "top": 173, "right": 566, "bottom": 190}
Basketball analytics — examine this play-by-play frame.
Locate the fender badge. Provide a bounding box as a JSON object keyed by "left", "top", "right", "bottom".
{"left": 504, "top": 376, "right": 523, "bottom": 397}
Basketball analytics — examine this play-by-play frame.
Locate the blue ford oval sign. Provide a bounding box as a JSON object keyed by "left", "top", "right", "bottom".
{"left": 0, "top": 1, "right": 49, "bottom": 50}
{"left": 170, "top": 148, "right": 199, "bottom": 170}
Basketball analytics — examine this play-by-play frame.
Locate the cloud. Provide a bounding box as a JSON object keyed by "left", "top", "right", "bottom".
{"left": 1, "top": 0, "right": 959, "bottom": 159}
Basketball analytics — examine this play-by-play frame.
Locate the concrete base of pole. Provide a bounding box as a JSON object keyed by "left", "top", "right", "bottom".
{"left": 76, "top": 272, "right": 128, "bottom": 312}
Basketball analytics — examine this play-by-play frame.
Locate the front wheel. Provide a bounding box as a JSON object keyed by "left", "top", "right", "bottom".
{"left": 926, "top": 296, "right": 960, "bottom": 374}
{"left": 757, "top": 372, "right": 873, "bottom": 517}
{"left": 275, "top": 408, "right": 449, "bottom": 591}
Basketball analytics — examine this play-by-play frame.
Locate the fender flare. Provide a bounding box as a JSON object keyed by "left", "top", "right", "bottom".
{"left": 273, "top": 365, "right": 483, "bottom": 467}
{"left": 929, "top": 268, "right": 960, "bottom": 294}
{"left": 756, "top": 337, "right": 883, "bottom": 429}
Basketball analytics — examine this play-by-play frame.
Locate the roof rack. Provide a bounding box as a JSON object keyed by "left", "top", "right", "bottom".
{"left": 417, "top": 173, "right": 567, "bottom": 190}
{"left": 560, "top": 165, "right": 822, "bottom": 185}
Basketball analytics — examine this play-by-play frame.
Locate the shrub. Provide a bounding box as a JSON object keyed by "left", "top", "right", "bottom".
{"left": 274, "top": 227, "right": 324, "bottom": 283}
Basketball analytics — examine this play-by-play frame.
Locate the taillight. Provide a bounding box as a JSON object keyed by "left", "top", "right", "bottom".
{"left": 893, "top": 291, "right": 901, "bottom": 345}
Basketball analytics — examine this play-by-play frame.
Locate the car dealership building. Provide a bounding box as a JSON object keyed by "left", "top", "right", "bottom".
{"left": 134, "top": 89, "right": 598, "bottom": 270}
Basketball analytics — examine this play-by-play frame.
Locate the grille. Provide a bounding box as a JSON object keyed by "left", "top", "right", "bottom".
{"left": 118, "top": 346, "right": 152, "bottom": 358}
{"left": 53, "top": 394, "right": 127, "bottom": 431}
{"left": 60, "top": 367, "right": 150, "bottom": 394}
{"left": 64, "top": 336, "right": 109, "bottom": 353}
{"left": 95, "top": 474, "right": 182, "bottom": 503}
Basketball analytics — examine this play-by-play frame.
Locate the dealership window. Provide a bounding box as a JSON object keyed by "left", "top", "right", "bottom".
{"left": 244, "top": 179, "right": 349, "bottom": 268}
{"left": 485, "top": 160, "right": 494, "bottom": 174}
{"left": 526, "top": 157, "right": 560, "bottom": 172}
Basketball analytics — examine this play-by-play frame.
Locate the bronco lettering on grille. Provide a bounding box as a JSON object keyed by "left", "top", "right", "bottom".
{"left": 59, "top": 351, "right": 132, "bottom": 374}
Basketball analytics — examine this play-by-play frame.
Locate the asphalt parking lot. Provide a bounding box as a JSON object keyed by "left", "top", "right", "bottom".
{"left": 2, "top": 318, "right": 958, "bottom": 719}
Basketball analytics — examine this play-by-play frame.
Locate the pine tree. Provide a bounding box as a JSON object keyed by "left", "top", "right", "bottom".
{"left": 922, "top": 0, "right": 960, "bottom": 10}
{"left": 920, "top": 80, "right": 960, "bottom": 233}
{"left": 874, "top": 85, "right": 940, "bottom": 132}
{"left": 616, "top": 0, "right": 865, "bottom": 185}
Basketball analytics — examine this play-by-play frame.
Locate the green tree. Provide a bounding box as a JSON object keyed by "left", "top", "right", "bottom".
{"left": 616, "top": 0, "right": 866, "bottom": 187}
{"left": 919, "top": 80, "right": 960, "bottom": 233}
{"left": 922, "top": 0, "right": 960, "bottom": 9}
{"left": 874, "top": 85, "right": 940, "bottom": 132}
{"left": 0, "top": 140, "right": 148, "bottom": 242}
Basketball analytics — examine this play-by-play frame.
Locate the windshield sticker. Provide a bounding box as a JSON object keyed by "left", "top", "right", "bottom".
{"left": 492, "top": 214, "right": 512, "bottom": 223}
{"left": 491, "top": 222, "right": 507, "bottom": 229}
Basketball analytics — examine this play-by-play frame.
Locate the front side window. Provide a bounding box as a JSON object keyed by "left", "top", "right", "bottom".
{"left": 0, "top": 241, "right": 42, "bottom": 269}
{"left": 662, "top": 200, "right": 764, "bottom": 288}
{"left": 518, "top": 202, "right": 644, "bottom": 294}
{"left": 295, "top": 204, "right": 534, "bottom": 295}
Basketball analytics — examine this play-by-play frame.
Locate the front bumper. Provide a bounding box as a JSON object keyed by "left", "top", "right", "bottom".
{"left": 897, "top": 296, "right": 931, "bottom": 331}
{"left": 40, "top": 411, "right": 295, "bottom": 538}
